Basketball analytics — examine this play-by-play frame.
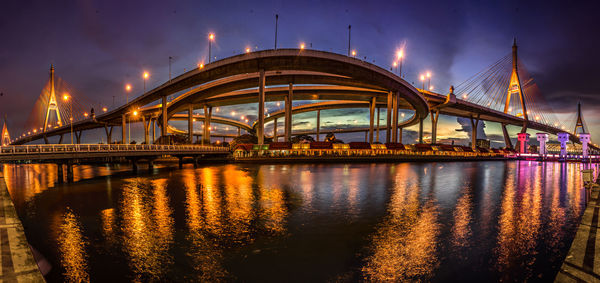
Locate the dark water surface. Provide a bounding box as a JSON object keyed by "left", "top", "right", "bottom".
{"left": 1, "top": 161, "right": 591, "bottom": 282}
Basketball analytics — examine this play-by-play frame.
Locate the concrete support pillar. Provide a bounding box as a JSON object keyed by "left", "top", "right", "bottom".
{"left": 122, "top": 114, "right": 127, "bottom": 144}
{"left": 430, "top": 110, "right": 439, "bottom": 145}
{"left": 161, "top": 96, "right": 168, "bottom": 143}
{"left": 148, "top": 160, "right": 154, "bottom": 172}
{"left": 502, "top": 123, "right": 512, "bottom": 149}
{"left": 257, "top": 69, "right": 266, "bottom": 144}
{"left": 151, "top": 119, "right": 156, "bottom": 144}
{"left": 376, "top": 107, "right": 380, "bottom": 143}
{"left": 558, "top": 132, "right": 569, "bottom": 158}
{"left": 57, "top": 164, "right": 64, "bottom": 184}
{"left": 66, "top": 162, "right": 73, "bottom": 183}
{"left": 188, "top": 104, "right": 194, "bottom": 144}
{"left": 43, "top": 135, "right": 49, "bottom": 144}
{"left": 76, "top": 131, "right": 82, "bottom": 144}
{"left": 237, "top": 127, "right": 241, "bottom": 136}
{"left": 369, "top": 97, "right": 376, "bottom": 143}
{"left": 470, "top": 115, "right": 480, "bottom": 149}
{"left": 365, "top": 131, "right": 368, "bottom": 142}
{"left": 386, "top": 91, "right": 392, "bottom": 144}
{"left": 391, "top": 91, "right": 399, "bottom": 143}
{"left": 285, "top": 83, "right": 293, "bottom": 142}
{"left": 193, "top": 157, "right": 199, "bottom": 168}
{"left": 178, "top": 157, "right": 184, "bottom": 169}
{"left": 579, "top": 133, "right": 591, "bottom": 159}
{"left": 399, "top": 127, "right": 403, "bottom": 144}
{"left": 418, "top": 118, "right": 424, "bottom": 144}
{"left": 316, "top": 110, "right": 320, "bottom": 141}
{"left": 104, "top": 125, "right": 113, "bottom": 144}
{"left": 273, "top": 118, "right": 278, "bottom": 142}
{"left": 131, "top": 160, "right": 138, "bottom": 173}
{"left": 517, "top": 133, "right": 530, "bottom": 153}
{"left": 143, "top": 116, "right": 149, "bottom": 145}
{"left": 536, "top": 133, "right": 549, "bottom": 156}
{"left": 58, "top": 134, "right": 63, "bottom": 144}
{"left": 203, "top": 105, "right": 212, "bottom": 145}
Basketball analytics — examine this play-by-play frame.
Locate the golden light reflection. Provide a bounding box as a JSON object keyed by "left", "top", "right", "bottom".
{"left": 120, "top": 178, "right": 174, "bottom": 281}
{"left": 452, "top": 189, "right": 472, "bottom": 249}
{"left": 362, "top": 164, "right": 440, "bottom": 281}
{"left": 57, "top": 208, "right": 89, "bottom": 283}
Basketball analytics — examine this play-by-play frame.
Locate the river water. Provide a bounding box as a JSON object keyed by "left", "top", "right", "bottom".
{"left": 1, "top": 161, "right": 592, "bottom": 282}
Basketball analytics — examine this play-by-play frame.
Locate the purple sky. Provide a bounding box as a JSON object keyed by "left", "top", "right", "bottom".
{"left": 1, "top": 0, "right": 599, "bottom": 144}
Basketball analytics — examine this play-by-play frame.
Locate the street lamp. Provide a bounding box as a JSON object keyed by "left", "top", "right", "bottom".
{"left": 300, "top": 43, "right": 305, "bottom": 49}
{"left": 426, "top": 72, "right": 431, "bottom": 89}
{"left": 208, "top": 33, "right": 215, "bottom": 63}
{"left": 396, "top": 49, "right": 404, "bottom": 77}
{"left": 420, "top": 75, "right": 425, "bottom": 90}
{"left": 63, "top": 94, "right": 73, "bottom": 144}
{"left": 125, "top": 84, "right": 132, "bottom": 143}
{"left": 142, "top": 72, "right": 149, "bottom": 93}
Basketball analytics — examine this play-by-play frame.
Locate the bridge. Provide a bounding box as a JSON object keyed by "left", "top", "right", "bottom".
{"left": 3, "top": 39, "right": 596, "bottom": 163}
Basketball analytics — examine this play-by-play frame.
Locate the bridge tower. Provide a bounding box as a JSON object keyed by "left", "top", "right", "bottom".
{"left": 1, "top": 119, "right": 9, "bottom": 146}
{"left": 504, "top": 39, "right": 528, "bottom": 131}
{"left": 43, "top": 65, "right": 62, "bottom": 132}
{"left": 573, "top": 102, "right": 586, "bottom": 135}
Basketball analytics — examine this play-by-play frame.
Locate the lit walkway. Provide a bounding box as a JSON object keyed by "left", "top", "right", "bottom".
{"left": 556, "top": 183, "right": 600, "bottom": 282}
{"left": 0, "top": 171, "right": 44, "bottom": 282}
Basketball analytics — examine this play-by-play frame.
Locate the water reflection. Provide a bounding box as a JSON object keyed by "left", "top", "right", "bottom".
{"left": 57, "top": 208, "right": 89, "bottom": 283}
{"left": 2, "top": 161, "right": 589, "bottom": 282}
{"left": 362, "top": 164, "right": 440, "bottom": 281}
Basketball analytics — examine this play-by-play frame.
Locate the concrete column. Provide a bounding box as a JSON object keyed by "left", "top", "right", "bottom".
{"left": 58, "top": 134, "right": 63, "bottom": 144}
{"left": 161, "top": 96, "right": 168, "bottom": 143}
{"left": 257, "top": 69, "right": 265, "bottom": 144}
{"left": 66, "top": 162, "right": 73, "bottom": 183}
{"left": 122, "top": 114, "right": 126, "bottom": 144}
{"left": 558, "top": 132, "right": 569, "bottom": 158}
{"left": 203, "top": 105, "right": 212, "bottom": 144}
{"left": 399, "top": 127, "right": 403, "bottom": 144}
{"left": 391, "top": 91, "right": 399, "bottom": 143}
{"left": 536, "top": 133, "right": 549, "bottom": 156}
{"left": 143, "top": 116, "right": 149, "bottom": 145}
{"left": 148, "top": 160, "right": 154, "bottom": 172}
{"left": 316, "top": 110, "right": 320, "bottom": 141}
{"left": 188, "top": 104, "right": 194, "bottom": 144}
{"left": 517, "top": 133, "right": 530, "bottom": 153}
{"left": 285, "top": 83, "right": 293, "bottom": 142}
{"left": 502, "top": 123, "right": 512, "bottom": 149}
{"left": 430, "top": 110, "right": 439, "bottom": 145}
{"left": 131, "top": 159, "right": 138, "bottom": 173}
{"left": 273, "top": 118, "right": 278, "bottom": 142}
{"left": 57, "top": 164, "right": 64, "bottom": 184}
{"left": 376, "top": 107, "right": 380, "bottom": 143}
{"left": 579, "top": 133, "right": 591, "bottom": 159}
{"left": 369, "top": 97, "right": 376, "bottom": 143}
{"left": 386, "top": 91, "right": 392, "bottom": 144}
{"left": 151, "top": 119, "right": 155, "bottom": 144}
{"left": 470, "top": 115, "right": 480, "bottom": 149}
{"left": 178, "top": 157, "right": 184, "bottom": 169}
{"left": 237, "top": 127, "right": 241, "bottom": 136}
{"left": 418, "top": 118, "right": 424, "bottom": 144}
{"left": 104, "top": 125, "right": 112, "bottom": 144}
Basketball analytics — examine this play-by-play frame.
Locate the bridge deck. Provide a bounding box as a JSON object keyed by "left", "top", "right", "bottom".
{"left": 0, "top": 173, "right": 44, "bottom": 281}
{"left": 555, "top": 179, "right": 600, "bottom": 282}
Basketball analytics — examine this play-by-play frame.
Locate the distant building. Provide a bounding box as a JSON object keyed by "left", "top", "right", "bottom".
{"left": 475, "top": 139, "right": 490, "bottom": 149}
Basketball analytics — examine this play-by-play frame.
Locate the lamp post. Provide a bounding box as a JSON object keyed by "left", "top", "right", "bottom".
{"left": 63, "top": 94, "right": 73, "bottom": 144}
{"left": 208, "top": 33, "right": 215, "bottom": 63}
{"left": 420, "top": 75, "right": 425, "bottom": 90}
{"left": 426, "top": 72, "right": 431, "bottom": 89}
{"left": 125, "top": 84, "right": 132, "bottom": 144}
{"left": 142, "top": 72, "right": 149, "bottom": 93}
{"left": 396, "top": 50, "right": 404, "bottom": 77}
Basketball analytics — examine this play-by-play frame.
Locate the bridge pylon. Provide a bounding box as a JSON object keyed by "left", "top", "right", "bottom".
{"left": 1, "top": 118, "right": 9, "bottom": 146}
{"left": 574, "top": 101, "right": 586, "bottom": 135}
{"left": 504, "top": 38, "right": 528, "bottom": 133}
{"left": 43, "top": 65, "right": 62, "bottom": 132}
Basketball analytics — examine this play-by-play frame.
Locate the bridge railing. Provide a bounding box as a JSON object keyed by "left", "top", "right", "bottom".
{"left": 0, "top": 144, "right": 230, "bottom": 154}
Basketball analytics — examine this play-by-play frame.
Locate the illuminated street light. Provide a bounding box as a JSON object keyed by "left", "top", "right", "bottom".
{"left": 143, "top": 72, "right": 149, "bottom": 92}
{"left": 351, "top": 50, "right": 356, "bottom": 57}
{"left": 102, "top": 107, "right": 107, "bottom": 112}
{"left": 429, "top": 86, "right": 434, "bottom": 91}
{"left": 198, "top": 63, "right": 204, "bottom": 69}
{"left": 300, "top": 43, "right": 305, "bottom": 49}
{"left": 426, "top": 72, "right": 431, "bottom": 89}
{"left": 245, "top": 47, "right": 251, "bottom": 53}
{"left": 396, "top": 49, "right": 404, "bottom": 76}
{"left": 63, "top": 93, "right": 74, "bottom": 144}
{"left": 420, "top": 75, "right": 425, "bottom": 90}
{"left": 133, "top": 111, "right": 138, "bottom": 116}
{"left": 208, "top": 33, "right": 215, "bottom": 63}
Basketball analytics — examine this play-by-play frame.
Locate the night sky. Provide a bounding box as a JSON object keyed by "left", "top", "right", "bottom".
{"left": 1, "top": 0, "right": 599, "bottom": 145}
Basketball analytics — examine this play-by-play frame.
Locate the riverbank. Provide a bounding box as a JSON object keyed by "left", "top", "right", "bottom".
{"left": 233, "top": 155, "right": 509, "bottom": 163}
{"left": 555, "top": 180, "right": 600, "bottom": 282}
{"left": 0, "top": 170, "right": 45, "bottom": 282}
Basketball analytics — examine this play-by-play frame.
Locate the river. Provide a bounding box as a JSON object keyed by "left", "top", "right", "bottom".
{"left": 1, "top": 161, "right": 591, "bottom": 282}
